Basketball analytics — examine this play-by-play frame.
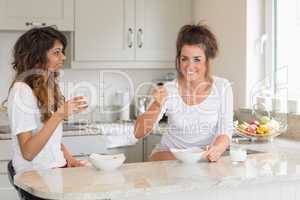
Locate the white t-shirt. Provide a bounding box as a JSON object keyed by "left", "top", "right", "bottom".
{"left": 7, "top": 82, "right": 66, "bottom": 174}
{"left": 153, "top": 76, "right": 233, "bottom": 152}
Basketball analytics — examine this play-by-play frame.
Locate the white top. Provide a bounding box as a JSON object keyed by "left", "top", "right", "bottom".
{"left": 7, "top": 82, "right": 66, "bottom": 174}
{"left": 153, "top": 76, "right": 233, "bottom": 152}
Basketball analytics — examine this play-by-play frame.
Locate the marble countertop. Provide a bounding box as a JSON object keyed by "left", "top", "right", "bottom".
{"left": 14, "top": 138, "right": 300, "bottom": 200}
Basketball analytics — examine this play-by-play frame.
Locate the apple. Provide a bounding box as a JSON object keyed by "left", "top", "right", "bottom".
{"left": 246, "top": 124, "right": 257, "bottom": 133}
{"left": 251, "top": 120, "right": 260, "bottom": 126}
{"left": 260, "top": 116, "right": 271, "bottom": 125}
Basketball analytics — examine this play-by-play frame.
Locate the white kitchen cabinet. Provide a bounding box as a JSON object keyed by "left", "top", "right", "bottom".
{"left": 107, "top": 140, "right": 144, "bottom": 163}
{"left": 62, "top": 135, "right": 144, "bottom": 163}
{"left": 0, "top": 140, "right": 19, "bottom": 200}
{"left": 0, "top": 174, "right": 19, "bottom": 200}
{"left": 135, "top": 0, "right": 191, "bottom": 61}
{"left": 0, "top": 140, "right": 12, "bottom": 160}
{"left": 62, "top": 135, "right": 108, "bottom": 156}
{"left": 0, "top": 0, "right": 74, "bottom": 31}
{"left": 74, "top": 0, "right": 191, "bottom": 62}
{"left": 75, "top": 0, "right": 135, "bottom": 61}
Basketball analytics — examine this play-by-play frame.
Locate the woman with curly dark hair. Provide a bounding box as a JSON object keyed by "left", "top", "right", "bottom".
{"left": 7, "top": 26, "right": 87, "bottom": 174}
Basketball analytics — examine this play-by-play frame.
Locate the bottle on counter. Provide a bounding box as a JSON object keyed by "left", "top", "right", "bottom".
{"left": 115, "top": 90, "right": 130, "bottom": 121}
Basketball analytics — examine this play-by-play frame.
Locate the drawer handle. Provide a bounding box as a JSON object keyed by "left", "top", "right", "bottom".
{"left": 137, "top": 28, "right": 144, "bottom": 48}
{"left": 128, "top": 28, "right": 134, "bottom": 48}
{"left": 25, "top": 22, "right": 47, "bottom": 27}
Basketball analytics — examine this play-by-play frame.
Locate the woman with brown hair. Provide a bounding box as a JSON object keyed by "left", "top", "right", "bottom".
{"left": 134, "top": 23, "right": 233, "bottom": 162}
{"left": 7, "top": 26, "right": 87, "bottom": 174}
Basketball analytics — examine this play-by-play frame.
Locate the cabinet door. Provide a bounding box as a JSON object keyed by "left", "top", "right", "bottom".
{"left": 105, "top": 140, "right": 143, "bottom": 163}
{"left": 135, "top": 0, "right": 191, "bottom": 61}
{"left": 0, "top": 0, "right": 74, "bottom": 31}
{"left": 62, "top": 135, "right": 108, "bottom": 156}
{"left": 0, "top": 140, "right": 12, "bottom": 160}
{"left": 75, "top": 0, "right": 135, "bottom": 61}
{"left": 0, "top": 174, "right": 19, "bottom": 200}
{"left": 144, "top": 134, "right": 162, "bottom": 161}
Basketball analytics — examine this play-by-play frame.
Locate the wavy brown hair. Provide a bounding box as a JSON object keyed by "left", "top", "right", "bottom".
{"left": 8, "top": 26, "right": 67, "bottom": 122}
{"left": 175, "top": 23, "right": 219, "bottom": 86}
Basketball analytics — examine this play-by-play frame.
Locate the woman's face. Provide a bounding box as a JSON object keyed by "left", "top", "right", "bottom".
{"left": 46, "top": 40, "right": 66, "bottom": 72}
{"left": 179, "top": 45, "right": 208, "bottom": 82}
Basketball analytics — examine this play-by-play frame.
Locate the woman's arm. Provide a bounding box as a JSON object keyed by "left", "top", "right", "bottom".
{"left": 205, "top": 80, "right": 233, "bottom": 162}
{"left": 134, "top": 85, "right": 167, "bottom": 139}
{"left": 212, "top": 134, "right": 230, "bottom": 149}
{"left": 17, "top": 97, "right": 86, "bottom": 161}
{"left": 134, "top": 101, "right": 163, "bottom": 139}
{"left": 205, "top": 134, "right": 230, "bottom": 162}
{"left": 17, "top": 113, "right": 63, "bottom": 161}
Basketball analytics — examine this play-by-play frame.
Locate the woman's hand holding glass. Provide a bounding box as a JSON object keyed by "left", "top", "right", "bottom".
{"left": 56, "top": 96, "right": 88, "bottom": 120}
{"left": 152, "top": 85, "right": 167, "bottom": 107}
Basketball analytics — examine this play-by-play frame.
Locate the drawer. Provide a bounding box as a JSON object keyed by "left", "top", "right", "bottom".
{"left": 0, "top": 174, "right": 13, "bottom": 189}
{"left": 0, "top": 160, "right": 9, "bottom": 174}
{"left": 0, "top": 188, "right": 19, "bottom": 200}
{"left": 106, "top": 140, "right": 144, "bottom": 163}
{"left": 0, "top": 140, "right": 13, "bottom": 160}
{"left": 144, "top": 134, "right": 162, "bottom": 161}
{"left": 62, "top": 135, "right": 108, "bottom": 156}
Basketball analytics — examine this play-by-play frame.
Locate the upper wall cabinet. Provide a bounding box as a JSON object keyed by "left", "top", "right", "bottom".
{"left": 74, "top": 0, "right": 191, "bottom": 62}
{"left": 0, "top": 0, "right": 74, "bottom": 31}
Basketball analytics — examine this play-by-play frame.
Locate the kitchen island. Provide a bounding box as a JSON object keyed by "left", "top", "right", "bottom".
{"left": 14, "top": 138, "right": 300, "bottom": 200}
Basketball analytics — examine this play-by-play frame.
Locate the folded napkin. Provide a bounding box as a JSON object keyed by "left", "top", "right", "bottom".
{"left": 100, "top": 123, "right": 138, "bottom": 148}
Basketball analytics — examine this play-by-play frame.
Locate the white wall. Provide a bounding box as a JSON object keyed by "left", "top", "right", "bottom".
{"left": 246, "top": 0, "right": 266, "bottom": 107}
{"left": 0, "top": 32, "right": 20, "bottom": 102}
{"left": 192, "top": 0, "right": 265, "bottom": 109}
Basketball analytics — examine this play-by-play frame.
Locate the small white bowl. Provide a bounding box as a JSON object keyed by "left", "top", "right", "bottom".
{"left": 170, "top": 147, "right": 205, "bottom": 164}
{"left": 89, "top": 153, "right": 126, "bottom": 171}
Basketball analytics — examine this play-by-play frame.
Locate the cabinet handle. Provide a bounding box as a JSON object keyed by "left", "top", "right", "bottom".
{"left": 137, "top": 28, "right": 144, "bottom": 48}
{"left": 127, "top": 28, "right": 134, "bottom": 48}
{"left": 25, "top": 22, "right": 47, "bottom": 27}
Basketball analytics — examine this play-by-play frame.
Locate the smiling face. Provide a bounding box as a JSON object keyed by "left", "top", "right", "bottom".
{"left": 179, "top": 45, "right": 208, "bottom": 82}
{"left": 46, "top": 40, "right": 66, "bottom": 72}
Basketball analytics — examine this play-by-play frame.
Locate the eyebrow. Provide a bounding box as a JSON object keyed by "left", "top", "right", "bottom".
{"left": 180, "top": 55, "right": 202, "bottom": 58}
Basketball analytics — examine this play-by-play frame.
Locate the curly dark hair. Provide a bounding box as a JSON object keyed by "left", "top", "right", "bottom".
{"left": 9, "top": 26, "right": 67, "bottom": 122}
{"left": 175, "top": 23, "right": 219, "bottom": 84}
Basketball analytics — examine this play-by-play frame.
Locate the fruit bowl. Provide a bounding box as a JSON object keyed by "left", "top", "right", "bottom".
{"left": 234, "top": 115, "right": 287, "bottom": 141}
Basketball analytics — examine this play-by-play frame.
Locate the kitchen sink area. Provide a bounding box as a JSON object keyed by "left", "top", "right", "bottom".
{"left": 63, "top": 122, "right": 88, "bottom": 131}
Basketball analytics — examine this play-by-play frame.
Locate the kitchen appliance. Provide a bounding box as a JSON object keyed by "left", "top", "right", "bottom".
{"left": 115, "top": 90, "right": 130, "bottom": 121}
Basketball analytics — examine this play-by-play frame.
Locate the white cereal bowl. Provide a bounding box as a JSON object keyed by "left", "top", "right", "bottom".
{"left": 89, "top": 153, "right": 126, "bottom": 171}
{"left": 170, "top": 147, "right": 205, "bottom": 164}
